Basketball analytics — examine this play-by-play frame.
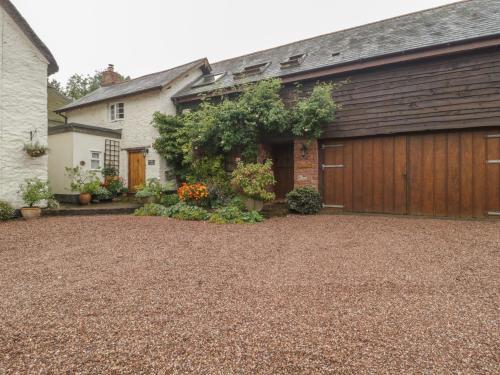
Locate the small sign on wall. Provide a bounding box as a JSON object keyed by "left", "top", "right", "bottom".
{"left": 148, "top": 160, "right": 155, "bottom": 166}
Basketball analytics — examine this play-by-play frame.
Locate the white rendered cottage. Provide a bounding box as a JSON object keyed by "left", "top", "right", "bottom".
{"left": 56, "top": 60, "right": 210, "bottom": 191}
{"left": 0, "top": 0, "right": 58, "bottom": 208}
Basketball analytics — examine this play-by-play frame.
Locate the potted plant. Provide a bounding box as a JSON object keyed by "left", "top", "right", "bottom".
{"left": 105, "top": 176, "right": 126, "bottom": 199}
{"left": 18, "top": 178, "right": 58, "bottom": 219}
{"left": 230, "top": 160, "right": 276, "bottom": 211}
{"left": 23, "top": 142, "right": 48, "bottom": 157}
{"left": 65, "top": 166, "right": 100, "bottom": 205}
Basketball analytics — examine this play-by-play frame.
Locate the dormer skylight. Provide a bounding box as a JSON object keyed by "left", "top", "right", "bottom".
{"left": 280, "top": 53, "right": 306, "bottom": 69}
{"left": 233, "top": 62, "right": 271, "bottom": 79}
{"left": 191, "top": 72, "right": 225, "bottom": 88}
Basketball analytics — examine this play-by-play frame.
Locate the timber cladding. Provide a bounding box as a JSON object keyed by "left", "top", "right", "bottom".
{"left": 281, "top": 47, "right": 500, "bottom": 139}
{"left": 320, "top": 128, "right": 500, "bottom": 218}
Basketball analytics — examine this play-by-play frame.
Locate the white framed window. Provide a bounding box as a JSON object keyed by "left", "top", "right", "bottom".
{"left": 109, "top": 102, "right": 124, "bottom": 121}
{"left": 90, "top": 151, "right": 102, "bottom": 170}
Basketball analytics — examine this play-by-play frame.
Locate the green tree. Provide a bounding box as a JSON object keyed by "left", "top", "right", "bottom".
{"left": 48, "top": 70, "right": 130, "bottom": 100}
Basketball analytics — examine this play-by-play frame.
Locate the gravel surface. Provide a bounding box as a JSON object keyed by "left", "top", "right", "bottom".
{"left": 0, "top": 215, "right": 498, "bottom": 373}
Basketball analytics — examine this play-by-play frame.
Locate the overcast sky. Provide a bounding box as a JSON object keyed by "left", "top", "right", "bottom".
{"left": 14, "top": 0, "right": 458, "bottom": 84}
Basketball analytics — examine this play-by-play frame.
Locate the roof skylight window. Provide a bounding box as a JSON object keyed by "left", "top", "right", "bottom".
{"left": 233, "top": 62, "right": 271, "bottom": 79}
{"left": 191, "top": 72, "right": 225, "bottom": 88}
{"left": 280, "top": 53, "right": 306, "bottom": 69}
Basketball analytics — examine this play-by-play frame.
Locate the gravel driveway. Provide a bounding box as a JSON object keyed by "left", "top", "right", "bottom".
{"left": 0, "top": 215, "right": 498, "bottom": 373}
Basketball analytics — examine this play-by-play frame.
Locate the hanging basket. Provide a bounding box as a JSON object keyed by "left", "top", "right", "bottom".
{"left": 23, "top": 142, "right": 48, "bottom": 157}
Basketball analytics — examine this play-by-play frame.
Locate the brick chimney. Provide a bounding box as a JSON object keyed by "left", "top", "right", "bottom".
{"left": 101, "top": 64, "right": 123, "bottom": 86}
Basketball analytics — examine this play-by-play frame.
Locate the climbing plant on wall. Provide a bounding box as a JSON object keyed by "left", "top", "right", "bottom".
{"left": 153, "top": 78, "right": 338, "bottom": 180}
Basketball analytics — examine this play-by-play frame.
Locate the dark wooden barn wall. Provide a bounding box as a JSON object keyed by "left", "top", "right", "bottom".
{"left": 281, "top": 47, "right": 500, "bottom": 138}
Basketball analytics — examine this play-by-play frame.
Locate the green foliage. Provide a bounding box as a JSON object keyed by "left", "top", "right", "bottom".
{"left": 160, "top": 193, "right": 180, "bottom": 207}
{"left": 231, "top": 160, "right": 276, "bottom": 202}
{"left": 18, "top": 178, "right": 57, "bottom": 208}
{"left": 0, "top": 201, "right": 15, "bottom": 221}
{"left": 133, "top": 197, "right": 264, "bottom": 224}
{"left": 289, "top": 83, "right": 338, "bottom": 139}
{"left": 153, "top": 79, "right": 337, "bottom": 179}
{"left": 135, "top": 178, "right": 165, "bottom": 199}
{"left": 65, "top": 166, "right": 100, "bottom": 193}
{"left": 134, "top": 203, "right": 169, "bottom": 216}
{"left": 165, "top": 202, "right": 210, "bottom": 221}
{"left": 106, "top": 178, "right": 126, "bottom": 196}
{"left": 286, "top": 187, "right": 322, "bottom": 214}
{"left": 102, "top": 166, "right": 118, "bottom": 178}
{"left": 209, "top": 206, "right": 263, "bottom": 224}
{"left": 82, "top": 180, "right": 101, "bottom": 195}
{"left": 94, "top": 186, "right": 112, "bottom": 201}
{"left": 188, "top": 156, "right": 234, "bottom": 205}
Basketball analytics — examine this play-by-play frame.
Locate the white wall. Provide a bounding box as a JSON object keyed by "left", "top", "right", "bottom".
{"left": 0, "top": 7, "right": 49, "bottom": 208}
{"left": 48, "top": 131, "right": 110, "bottom": 195}
{"left": 72, "top": 132, "right": 106, "bottom": 180}
{"left": 64, "top": 68, "right": 203, "bottom": 189}
{"left": 47, "top": 132, "right": 73, "bottom": 194}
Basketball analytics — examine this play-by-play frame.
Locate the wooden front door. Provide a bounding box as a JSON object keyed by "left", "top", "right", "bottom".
{"left": 321, "top": 128, "right": 500, "bottom": 218}
{"left": 128, "top": 151, "right": 145, "bottom": 192}
{"left": 271, "top": 143, "right": 294, "bottom": 199}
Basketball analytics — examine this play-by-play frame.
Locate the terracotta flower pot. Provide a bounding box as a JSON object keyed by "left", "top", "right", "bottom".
{"left": 20, "top": 207, "right": 41, "bottom": 220}
{"left": 79, "top": 192, "right": 92, "bottom": 205}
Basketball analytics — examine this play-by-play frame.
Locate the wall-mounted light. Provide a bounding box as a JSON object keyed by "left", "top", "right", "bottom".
{"left": 300, "top": 142, "right": 308, "bottom": 159}
{"left": 143, "top": 148, "right": 149, "bottom": 157}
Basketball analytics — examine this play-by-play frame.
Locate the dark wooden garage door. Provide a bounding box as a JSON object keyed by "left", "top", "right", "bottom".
{"left": 321, "top": 128, "right": 500, "bottom": 218}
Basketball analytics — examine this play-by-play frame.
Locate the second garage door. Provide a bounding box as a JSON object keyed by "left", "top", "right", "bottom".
{"left": 321, "top": 128, "right": 500, "bottom": 218}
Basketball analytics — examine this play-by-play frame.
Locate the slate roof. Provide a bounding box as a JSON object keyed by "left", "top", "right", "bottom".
{"left": 58, "top": 58, "right": 209, "bottom": 112}
{"left": 174, "top": 0, "right": 500, "bottom": 99}
{"left": 0, "top": 0, "right": 58, "bottom": 74}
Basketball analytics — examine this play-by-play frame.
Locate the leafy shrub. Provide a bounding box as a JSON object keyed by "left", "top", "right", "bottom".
{"left": 231, "top": 160, "right": 276, "bottom": 202}
{"left": 160, "top": 193, "right": 179, "bottom": 207}
{"left": 18, "top": 178, "right": 58, "bottom": 208}
{"left": 188, "top": 156, "right": 234, "bottom": 205}
{"left": 177, "top": 182, "right": 209, "bottom": 204}
{"left": 209, "top": 206, "right": 263, "bottom": 224}
{"left": 286, "top": 187, "right": 322, "bottom": 214}
{"left": 165, "top": 202, "right": 210, "bottom": 221}
{"left": 82, "top": 180, "right": 101, "bottom": 195}
{"left": 134, "top": 203, "right": 169, "bottom": 216}
{"left": 0, "top": 201, "right": 15, "bottom": 221}
{"left": 135, "top": 178, "right": 165, "bottom": 199}
{"left": 105, "top": 177, "right": 126, "bottom": 197}
{"left": 94, "top": 186, "right": 112, "bottom": 201}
